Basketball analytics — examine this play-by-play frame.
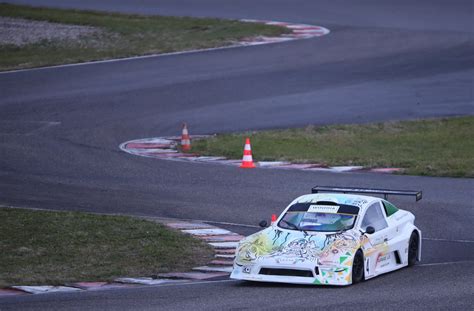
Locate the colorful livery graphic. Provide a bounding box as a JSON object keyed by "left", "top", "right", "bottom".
{"left": 231, "top": 186, "right": 422, "bottom": 285}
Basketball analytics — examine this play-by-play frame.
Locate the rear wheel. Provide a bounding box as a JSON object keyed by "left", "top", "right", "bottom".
{"left": 408, "top": 231, "right": 419, "bottom": 266}
{"left": 352, "top": 250, "right": 364, "bottom": 284}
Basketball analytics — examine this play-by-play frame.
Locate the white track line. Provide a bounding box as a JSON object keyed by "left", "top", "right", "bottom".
{"left": 418, "top": 260, "right": 474, "bottom": 267}
{"left": 0, "top": 20, "right": 329, "bottom": 75}
{"left": 0, "top": 45, "right": 254, "bottom": 75}
{"left": 422, "top": 237, "right": 474, "bottom": 243}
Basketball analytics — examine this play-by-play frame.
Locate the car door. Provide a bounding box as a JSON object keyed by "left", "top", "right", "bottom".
{"left": 360, "top": 201, "right": 391, "bottom": 278}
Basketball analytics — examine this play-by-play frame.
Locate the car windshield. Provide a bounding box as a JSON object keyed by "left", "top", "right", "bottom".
{"left": 278, "top": 211, "right": 356, "bottom": 232}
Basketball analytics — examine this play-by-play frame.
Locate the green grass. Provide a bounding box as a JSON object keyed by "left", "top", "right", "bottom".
{"left": 0, "top": 207, "right": 214, "bottom": 288}
{"left": 0, "top": 3, "right": 289, "bottom": 71}
{"left": 191, "top": 117, "right": 474, "bottom": 178}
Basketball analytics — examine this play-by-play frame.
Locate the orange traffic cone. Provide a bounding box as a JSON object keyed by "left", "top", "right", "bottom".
{"left": 271, "top": 214, "right": 277, "bottom": 225}
{"left": 181, "top": 123, "right": 191, "bottom": 151}
{"left": 240, "top": 137, "right": 256, "bottom": 168}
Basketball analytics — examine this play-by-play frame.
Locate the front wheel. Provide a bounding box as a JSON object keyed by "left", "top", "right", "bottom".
{"left": 408, "top": 231, "right": 419, "bottom": 266}
{"left": 352, "top": 250, "right": 364, "bottom": 284}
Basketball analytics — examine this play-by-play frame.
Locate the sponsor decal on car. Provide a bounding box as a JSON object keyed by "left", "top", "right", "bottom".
{"left": 308, "top": 205, "right": 340, "bottom": 213}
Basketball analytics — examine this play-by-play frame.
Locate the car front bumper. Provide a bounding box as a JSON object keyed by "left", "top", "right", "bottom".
{"left": 230, "top": 262, "right": 352, "bottom": 286}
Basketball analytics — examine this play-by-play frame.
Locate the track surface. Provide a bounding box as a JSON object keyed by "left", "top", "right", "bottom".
{"left": 1, "top": 0, "right": 473, "bottom": 310}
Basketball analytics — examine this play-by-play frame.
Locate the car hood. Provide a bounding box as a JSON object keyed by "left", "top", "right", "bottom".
{"left": 235, "top": 226, "right": 362, "bottom": 266}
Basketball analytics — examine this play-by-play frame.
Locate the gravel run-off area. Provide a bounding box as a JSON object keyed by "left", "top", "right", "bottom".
{"left": 0, "top": 17, "right": 101, "bottom": 46}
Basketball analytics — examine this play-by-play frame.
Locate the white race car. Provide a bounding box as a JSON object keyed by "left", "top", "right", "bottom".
{"left": 231, "top": 186, "right": 422, "bottom": 286}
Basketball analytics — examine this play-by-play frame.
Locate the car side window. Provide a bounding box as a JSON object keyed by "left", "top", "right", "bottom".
{"left": 361, "top": 202, "right": 388, "bottom": 232}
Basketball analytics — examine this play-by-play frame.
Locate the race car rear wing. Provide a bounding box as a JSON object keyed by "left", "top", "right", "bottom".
{"left": 311, "top": 186, "right": 422, "bottom": 201}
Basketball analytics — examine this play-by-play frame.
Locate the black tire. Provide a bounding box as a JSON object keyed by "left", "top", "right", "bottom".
{"left": 408, "top": 231, "right": 419, "bottom": 266}
{"left": 352, "top": 250, "right": 364, "bottom": 284}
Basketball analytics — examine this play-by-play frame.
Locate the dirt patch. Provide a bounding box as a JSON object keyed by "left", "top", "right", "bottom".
{"left": 0, "top": 17, "right": 101, "bottom": 46}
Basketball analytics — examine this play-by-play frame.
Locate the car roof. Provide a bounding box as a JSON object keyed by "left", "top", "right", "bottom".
{"left": 292, "top": 193, "right": 380, "bottom": 210}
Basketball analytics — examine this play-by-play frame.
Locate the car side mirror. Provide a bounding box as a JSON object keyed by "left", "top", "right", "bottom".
{"left": 365, "top": 226, "right": 375, "bottom": 234}
{"left": 259, "top": 220, "right": 268, "bottom": 228}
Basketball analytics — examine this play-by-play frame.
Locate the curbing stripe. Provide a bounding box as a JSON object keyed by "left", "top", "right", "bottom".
{"left": 208, "top": 242, "right": 240, "bottom": 249}
{"left": 182, "top": 228, "right": 234, "bottom": 236}
{"left": 12, "top": 286, "right": 82, "bottom": 294}
{"left": 125, "top": 143, "right": 171, "bottom": 149}
{"left": 199, "top": 235, "right": 245, "bottom": 242}
{"left": 215, "top": 254, "right": 236, "bottom": 259}
{"left": 214, "top": 248, "right": 237, "bottom": 255}
{"left": 274, "top": 163, "right": 319, "bottom": 170}
{"left": 193, "top": 266, "right": 234, "bottom": 273}
{"left": 210, "top": 260, "right": 234, "bottom": 266}
{"left": 142, "top": 149, "right": 177, "bottom": 154}
{"left": 165, "top": 222, "right": 215, "bottom": 230}
{"left": 115, "top": 277, "right": 187, "bottom": 285}
{"left": 258, "top": 161, "right": 290, "bottom": 167}
{"left": 307, "top": 166, "right": 364, "bottom": 173}
{"left": 186, "top": 156, "right": 227, "bottom": 162}
{"left": 120, "top": 136, "right": 404, "bottom": 175}
{"left": 69, "top": 282, "right": 136, "bottom": 291}
{"left": 164, "top": 221, "right": 240, "bottom": 275}
{"left": 157, "top": 272, "right": 229, "bottom": 280}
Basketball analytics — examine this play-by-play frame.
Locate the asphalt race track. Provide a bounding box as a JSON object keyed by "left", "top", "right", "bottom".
{"left": 1, "top": 0, "right": 473, "bottom": 310}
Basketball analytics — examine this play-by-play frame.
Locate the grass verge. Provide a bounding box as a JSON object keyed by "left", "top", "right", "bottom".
{"left": 192, "top": 117, "right": 474, "bottom": 178}
{"left": 0, "top": 207, "right": 214, "bottom": 288}
{"left": 0, "top": 3, "right": 289, "bottom": 71}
